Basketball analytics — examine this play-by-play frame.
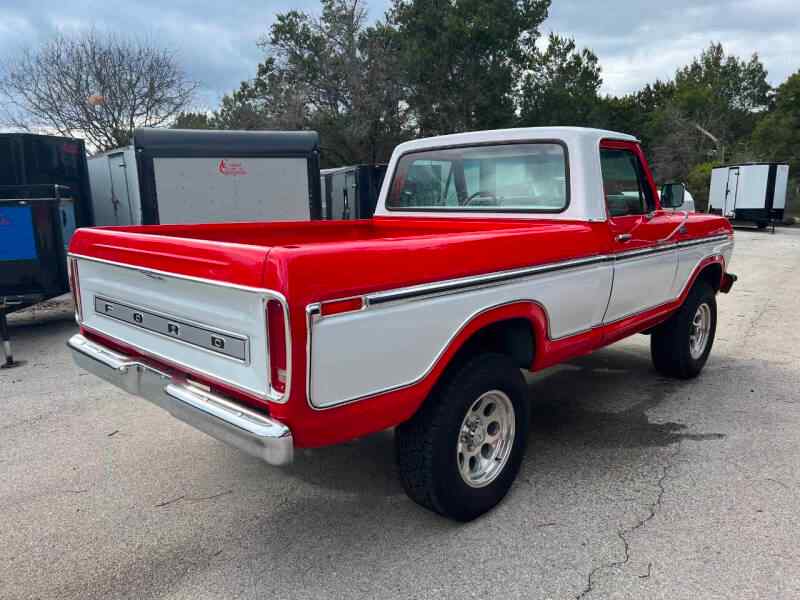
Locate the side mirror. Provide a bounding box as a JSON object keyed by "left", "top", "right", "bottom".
{"left": 660, "top": 182, "right": 686, "bottom": 209}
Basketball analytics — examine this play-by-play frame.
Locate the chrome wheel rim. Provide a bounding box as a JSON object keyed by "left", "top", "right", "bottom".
{"left": 457, "top": 390, "right": 515, "bottom": 488}
{"left": 689, "top": 302, "right": 712, "bottom": 359}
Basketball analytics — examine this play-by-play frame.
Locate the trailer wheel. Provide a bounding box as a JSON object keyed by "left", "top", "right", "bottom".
{"left": 651, "top": 281, "right": 717, "bottom": 379}
{"left": 395, "top": 353, "right": 530, "bottom": 521}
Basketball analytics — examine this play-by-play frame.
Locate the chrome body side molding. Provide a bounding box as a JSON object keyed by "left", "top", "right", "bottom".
{"left": 305, "top": 234, "right": 733, "bottom": 410}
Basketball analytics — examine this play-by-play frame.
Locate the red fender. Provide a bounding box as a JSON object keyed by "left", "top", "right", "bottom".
{"left": 272, "top": 302, "right": 557, "bottom": 447}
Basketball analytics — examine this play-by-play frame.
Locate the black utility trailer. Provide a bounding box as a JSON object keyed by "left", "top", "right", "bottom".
{"left": 0, "top": 185, "right": 81, "bottom": 366}
{"left": 0, "top": 133, "right": 93, "bottom": 367}
{"left": 0, "top": 133, "right": 93, "bottom": 226}
{"left": 319, "top": 164, "right": 388, "bottom": 220}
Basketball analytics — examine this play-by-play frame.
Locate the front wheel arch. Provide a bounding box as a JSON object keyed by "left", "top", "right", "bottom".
{"left": 651, "top": 280, "right": 717, "bottom": 378}
{"left": 695, "top": 262, "right": 723, "bottom": 293}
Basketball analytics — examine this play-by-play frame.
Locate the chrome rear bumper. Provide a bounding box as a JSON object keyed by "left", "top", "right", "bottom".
{"left": 68, "top": 334, "right": 293, "bottom": 466}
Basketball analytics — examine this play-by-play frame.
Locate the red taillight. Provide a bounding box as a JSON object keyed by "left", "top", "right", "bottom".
{"left": 67, "top": 257, "right": 83, "bottom": 324}
{"left": 266, "top": 299, "right": 287, "bottom": 394}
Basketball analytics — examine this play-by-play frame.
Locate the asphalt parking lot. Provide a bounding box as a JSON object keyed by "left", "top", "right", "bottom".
{"left": 2, "top": 227, "right": 799, "bottom": 600}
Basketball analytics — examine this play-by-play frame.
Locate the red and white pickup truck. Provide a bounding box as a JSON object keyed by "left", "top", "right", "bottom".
{"left": 68, "top": 127, "right": 736, "bottom": 521}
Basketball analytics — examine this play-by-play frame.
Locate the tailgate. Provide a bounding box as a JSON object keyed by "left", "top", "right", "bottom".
{"left": 70, "top": 229, "right": 283, "bottom": 400}
{"left": 75, "top": 256, "right": 272, "bottom": 399}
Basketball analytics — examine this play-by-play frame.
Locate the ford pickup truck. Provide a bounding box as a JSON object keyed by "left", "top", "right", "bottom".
{"left": 67, "top": 127, "right": 736, "bottom": 521}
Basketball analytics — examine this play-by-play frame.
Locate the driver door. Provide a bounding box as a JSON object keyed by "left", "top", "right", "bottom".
{"left": 601, "top": 140, "right": 679, "bottom": 324}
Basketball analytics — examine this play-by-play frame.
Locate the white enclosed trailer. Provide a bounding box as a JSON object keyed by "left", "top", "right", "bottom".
{"left": 88, "top": 146, "right": 141, "bottom": 226}
{"left": 88, "top": 129, "right": 321, "bottom": 226}
{"left": 709, "top": 163, "right": 789, "bottom": 229}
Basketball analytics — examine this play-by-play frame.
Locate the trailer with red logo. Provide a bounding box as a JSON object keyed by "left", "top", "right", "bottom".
{"left": 69, "top": 127, "right": 737, "bottom": 521}
{"left": 88, "top": 129, "right": 322, "bottom": 226}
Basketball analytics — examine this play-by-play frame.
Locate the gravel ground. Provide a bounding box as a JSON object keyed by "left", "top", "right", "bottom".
{"left": 1, "top": 227, "right": 799, "bottom": 600}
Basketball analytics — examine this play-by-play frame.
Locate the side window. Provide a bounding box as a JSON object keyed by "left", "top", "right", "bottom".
{"left": 600, "top": 148, "right": 653, "bottom": 217}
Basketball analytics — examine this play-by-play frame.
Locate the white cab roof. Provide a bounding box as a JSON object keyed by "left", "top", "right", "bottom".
{"left": 391, "top": 127, "right": 637, "bottom": 154}
{"left": 374, "top": 127, "right": 638, "bottom": 221}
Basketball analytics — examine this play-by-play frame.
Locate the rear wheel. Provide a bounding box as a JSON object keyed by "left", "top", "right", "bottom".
{"left": 651, "top": 281, "right": 717, "bottom": 379}
{"left": 395, "top": 353, "right": 530, "bottom": 521}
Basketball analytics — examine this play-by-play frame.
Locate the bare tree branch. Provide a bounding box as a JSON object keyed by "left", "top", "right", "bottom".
{"left": 0, "top": 30, "right": 198, "bottom": 152}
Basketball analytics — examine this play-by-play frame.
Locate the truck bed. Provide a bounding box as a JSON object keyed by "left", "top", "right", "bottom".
{"left": 100, "top": 217, "right": 538, "bottom": 247}
{"left": 69, "top": 217, "right": 608, "bottom": 299}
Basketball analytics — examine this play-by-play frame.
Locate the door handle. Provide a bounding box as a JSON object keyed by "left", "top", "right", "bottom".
{"left": 615, "top": 233, "right": 632, "bottom": 242}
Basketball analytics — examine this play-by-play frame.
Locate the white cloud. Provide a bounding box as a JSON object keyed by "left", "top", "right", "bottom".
{"left": 543, "top": 0, "right": 800, "bottom": 95}
{"left": 0, "top": 0, "right": 796, "bottom": 108}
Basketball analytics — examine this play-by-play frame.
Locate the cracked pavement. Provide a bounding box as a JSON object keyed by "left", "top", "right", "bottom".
{"left": 2, "top": 227, "right": 800, "bottom": 600}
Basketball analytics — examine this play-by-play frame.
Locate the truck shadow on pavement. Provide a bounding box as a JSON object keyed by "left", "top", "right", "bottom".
{"left": 283, "top": 344, "right": 726, "bottom": 500}
{"left": 525, "top": 349, "right": 726, "bottom": 449}
{"left": 215, "top": 346, "right": 732, "bottom": 595}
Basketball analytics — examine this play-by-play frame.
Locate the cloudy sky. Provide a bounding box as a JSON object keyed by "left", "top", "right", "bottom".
{"left": 1, "top": 0, "right": 797, "bottom": 109}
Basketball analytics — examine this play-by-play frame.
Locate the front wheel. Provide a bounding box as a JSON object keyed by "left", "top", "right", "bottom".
{"left": 395, "top": 353, "right": 530, "bottom": 521}
{"left": 651, "top": 281, "right": 717, "bottom": 379}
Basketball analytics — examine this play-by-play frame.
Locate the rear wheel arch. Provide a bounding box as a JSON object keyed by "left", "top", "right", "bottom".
{"left": 454, "top": 317, "right": 535, "bottom": 370}
{"left": 415, "top": 302, "right": 546, "bottom": 413}
{"left": 442, "top": 301, "right": 550, "bottom": 373}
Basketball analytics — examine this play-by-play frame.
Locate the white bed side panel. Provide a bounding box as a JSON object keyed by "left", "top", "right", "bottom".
{"left": 77, "top": 259, "right": 270, "bottom": 398}
{"left": 309, "top": 263, "right": 612, "bottom": 408}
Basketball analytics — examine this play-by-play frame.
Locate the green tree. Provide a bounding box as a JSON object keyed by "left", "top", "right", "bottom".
{"left": 519, "top": 33, "right": 602, "bottom": 127}
{"left": 752, "top": 71, "right": 800, "bottom": 218}
{"left": 645, "top": 43, "right": 771, "bottom": 180}
{"left": 752, "top": 71, "right": 800, "bottom": 172}
{"left": 671, "top": 43, "right": 771, "bottom": 156}
{"left": 212, "top": 58, "right": 307, "bottom": 132}
{"left": 391, "top": 0, "right": 550, "bottom": 136}
{"left": 223, "top": 0, "right": 408, "bottom": 165}
{"left": 590, "top": 82, "right": 674, "bottom": 154}
{"left": 686, "top": 161, "right": 715, "bottom": 211}
{"left": 172, "top": 111, "right": 212, "bottom": 129}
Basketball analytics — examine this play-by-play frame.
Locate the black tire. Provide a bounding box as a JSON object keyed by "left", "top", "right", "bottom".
{"left": 395, "top": 353, "right": 530, "bottom": 522}
{"left": 757, "top": 221, "right": 769, "bottom": 230}
{"left": 651, "top": 281, "right": 717, "bottom": 379}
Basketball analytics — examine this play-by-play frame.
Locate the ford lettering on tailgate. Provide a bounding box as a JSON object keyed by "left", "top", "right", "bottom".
{"left": 93, "top": 296, "right": 248, "bottom": 362}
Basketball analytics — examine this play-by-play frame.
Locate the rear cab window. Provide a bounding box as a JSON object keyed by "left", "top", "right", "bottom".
{"left": 386, "top": 142, "right": 568, "bottom": 213}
